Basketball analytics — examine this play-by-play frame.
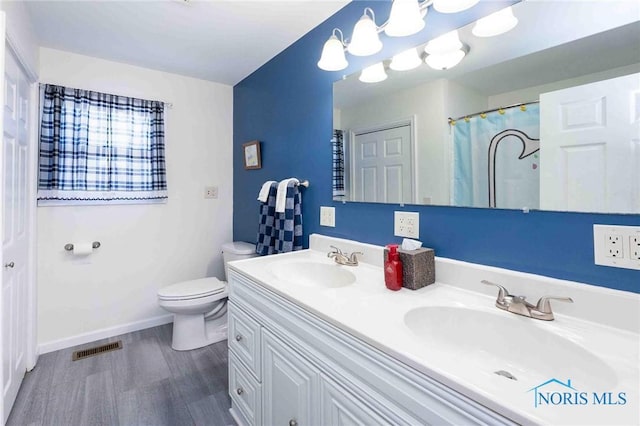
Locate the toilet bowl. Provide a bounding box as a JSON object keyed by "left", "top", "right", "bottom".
{"left": 157, "top": 241, "right": 257, "bottom": 351}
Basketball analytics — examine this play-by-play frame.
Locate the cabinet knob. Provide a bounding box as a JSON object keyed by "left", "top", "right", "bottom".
{"left": 235, "top": 334, "right": 243, "bottom": 342}
{"left": 289, "top": 420, "right": 297, "bottom": 426}
{"left": 4, "top": 261, "right": 14, "bottom": 268}
{"left": 236, "top": 387, "right": 244, "bottom": 395}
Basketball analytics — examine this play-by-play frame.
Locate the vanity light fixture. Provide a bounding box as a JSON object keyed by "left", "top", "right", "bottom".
{"left": 472, "top": 6, "right": 518, "bottom": 37}
{"left": 424, "top": 30, "right": 463, "bottom": 55}
{"left": 359, "top": 62, "right": 388, "bottom": 83}
{"left": 390, "top": 48, "right": 422, "bottom": 71}
{"left": 424, "top": 30, "right": 468, "bottom": 70}
{"left": 318, "top": 0, "right": 480, "bottom": 72}
{"left": 433, "top": 0, "right": 479, "bottom": 14}
{"left": 425, "top": 47, "right": 468, "bottom": 70}
{"left": 385, "top": 0, "right": 426, "bottom": 37}
{"left": 347, "top": 8, "right": 383, "bottom": 57}
{"left": 318, "top": 28, "right": 349, "bottom": 71}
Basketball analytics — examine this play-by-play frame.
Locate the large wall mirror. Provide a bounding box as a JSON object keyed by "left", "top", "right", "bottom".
{"left": 332, "top": 1, "right": 640, "bottom": 214}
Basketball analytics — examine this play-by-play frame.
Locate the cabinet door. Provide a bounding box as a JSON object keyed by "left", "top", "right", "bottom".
{"left": 262, "top": 330, "right": 319, "bottom": 426}
{"left": 320, "top": 374, "right": 393, "bottom": 426}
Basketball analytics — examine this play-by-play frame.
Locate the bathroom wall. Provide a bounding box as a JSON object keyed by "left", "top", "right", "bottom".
{"left": 38, "top": 48, "right": 233, "bottom": 351}
{"left": 233, "top": 0, "right": 639, "bottom": 293}
{"left": 488, "top": 63, "right": 640, "bottom": 108}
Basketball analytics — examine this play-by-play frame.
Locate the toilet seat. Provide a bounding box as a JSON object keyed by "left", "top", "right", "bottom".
{"left": 158, "top": 277, "right": 226, "bottom": 301}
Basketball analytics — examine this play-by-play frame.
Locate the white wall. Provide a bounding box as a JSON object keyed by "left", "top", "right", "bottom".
{"left": 0, "top": 0, "right": 39, "bottom": 77}
{"left": 488, "top": 63, "right": 640, "bottom": 108}
{"left": 37, "top": 48, "right": 233, "bottom": 350}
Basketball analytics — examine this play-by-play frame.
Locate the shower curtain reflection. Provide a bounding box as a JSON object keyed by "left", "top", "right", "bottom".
{"left": 452, "top": 103, "right": 540, "bottom": 209}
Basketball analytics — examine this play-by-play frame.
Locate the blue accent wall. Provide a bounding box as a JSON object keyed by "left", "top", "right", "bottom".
{"left": 234, "top": 0, "right": 640, "bottom": 293}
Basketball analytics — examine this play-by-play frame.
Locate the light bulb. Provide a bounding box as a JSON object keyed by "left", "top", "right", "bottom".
{"left": 347, "top": 8, "right": 382, "bottom": 57}
{"left": 318, "top": 30, "right": 348, "bottom": 71}
{"left": 385, "top": 0, "right": 426, "bottom": 37}
{"left": 359, "top": 62, "right": 387, "bottom": 83}
{"left": 425, "top": 49, "right": 466, "bottom": 70}
{"left": 433, "top": 0, "right": 479, "bottom": 14}
{"left": 390, "top": 48, "right": 422, "bottom": 71}
{"left": 472, "top": 7, "right": 518, "bottom": 37}
{"left": 424, "top": 30, "right": 463, "bottom": 55}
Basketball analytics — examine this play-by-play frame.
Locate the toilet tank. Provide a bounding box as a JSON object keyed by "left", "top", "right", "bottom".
{"left": 222, "top": 241, "right": 258, "bottom": 280}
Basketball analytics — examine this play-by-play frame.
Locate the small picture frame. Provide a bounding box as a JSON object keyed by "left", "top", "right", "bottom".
{"left": 243, "top": 140, "right": 262, "bottom": 170}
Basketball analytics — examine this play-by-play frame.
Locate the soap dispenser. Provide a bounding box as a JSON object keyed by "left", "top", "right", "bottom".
{"left": 384, "top": 244, "right": 403, "bottom": 291}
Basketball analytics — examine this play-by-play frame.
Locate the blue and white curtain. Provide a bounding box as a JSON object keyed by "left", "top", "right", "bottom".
{"left": 38, "top": 84, "right": 167, "bottom": 205}
{"left": 452, "top": 103, "right": 540, "bottom": 209}
{"left": 332, "top": 129, "right": 345, "bottom": 197}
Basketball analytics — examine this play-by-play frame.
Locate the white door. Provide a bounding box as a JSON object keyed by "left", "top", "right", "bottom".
{"left": 540, "top": 73, "right": 640, "bottom": 213}
{"left": 352, "top": 125, "right": 413, "bottom": 203}
{"left": 262, "top": 329, "right": 319, "bottom": 426}
{"left": 2, "top": 44, "right": 30, "bottom": 422}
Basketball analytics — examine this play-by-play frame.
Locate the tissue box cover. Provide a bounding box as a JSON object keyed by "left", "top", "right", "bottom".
{"left": 384, "top": 247, "right": 435, "bottom": 290}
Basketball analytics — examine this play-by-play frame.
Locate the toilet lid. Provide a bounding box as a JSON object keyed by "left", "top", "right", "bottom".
{"left": 158, "top": 277, "right": 226, "bottom": 301}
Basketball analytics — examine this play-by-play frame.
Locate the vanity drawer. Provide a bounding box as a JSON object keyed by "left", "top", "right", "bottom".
{"left": 228, "top": 301, "right": 262, "bottom": 379}
{"left": 229, "top": 352, "right": 262, "bottom": 426}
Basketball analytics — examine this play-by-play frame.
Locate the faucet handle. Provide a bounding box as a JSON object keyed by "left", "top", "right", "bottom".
{"left": 535, "top": 296, "right": 574, "bottom": 314}
{"left": 349, "top": 251, "right": 363, "bottom": 264}
{"left": 481, "top": 280, "right": 510, "bottom": 305}
{"left": 328, "top": 245, "right": 343, "bottom": 256}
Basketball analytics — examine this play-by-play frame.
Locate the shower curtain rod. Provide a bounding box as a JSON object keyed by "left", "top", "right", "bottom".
{"left": 448, "top": 100, "right": 540, "bottom": 125}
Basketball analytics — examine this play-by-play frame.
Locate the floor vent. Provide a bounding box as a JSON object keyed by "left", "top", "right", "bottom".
{"left": 72, "top": 340, "right": 123, "bottom": 361}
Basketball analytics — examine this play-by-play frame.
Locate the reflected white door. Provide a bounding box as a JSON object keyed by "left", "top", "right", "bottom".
{"left": 352, "top": 125, "right": 413, "bottom": 203}
{"left": 540, "top": 73, "right": 640, "bottom": 213}
{"left": 2, "top": 45, "right": 29, "bottom": 422}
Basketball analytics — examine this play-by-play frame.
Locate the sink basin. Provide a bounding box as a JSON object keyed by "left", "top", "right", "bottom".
{"left": 404, "top": 306, "right": 617, "bottom": 389}
{"left": 269, "top": 260, "right": 356, "bottom": 288}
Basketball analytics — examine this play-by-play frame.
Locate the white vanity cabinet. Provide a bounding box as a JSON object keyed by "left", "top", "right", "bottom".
{"left": 262, "top": 329, "right": 320, "bottom": 426}
{"left": 227, "top": 268, "right": 514, "bottom": 426}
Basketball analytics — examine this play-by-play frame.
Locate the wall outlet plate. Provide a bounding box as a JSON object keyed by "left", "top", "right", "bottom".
{"left": 204, "top": 186, "right": 218, "bottom": 199}
{"left": 593, "top": 224, "right": 640, "bottom": 270}
{"left": 320, "top": 206, "right": 335, "bottom": 227}
{"left": 394, "top": 211, "right": 419, "bottom": 238}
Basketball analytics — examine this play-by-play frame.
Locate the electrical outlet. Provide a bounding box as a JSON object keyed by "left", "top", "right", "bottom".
{"left": 394, "top": 211, "right": 419, "bottom": 238}
{"left": 320, "top": 206, "right": 335, "bottom": 227}
{"left": 593, "top": 225, "right": 640, "bottom": 270}
{"left": 204, "top": 186, "right": 218, "bottom": 199}
{"left": 604, "top": 234, "right": 623, "bottom": 258}
{"left": 630, "top": 235, "right": 640, "bottom": 261}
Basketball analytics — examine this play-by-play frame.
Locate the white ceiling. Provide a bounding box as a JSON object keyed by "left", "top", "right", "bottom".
{"left": 25, "top": 0, "right": 350, "bottom": 86}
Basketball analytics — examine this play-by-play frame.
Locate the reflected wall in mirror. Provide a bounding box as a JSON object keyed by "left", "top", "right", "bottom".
{"left": 332, "top": 1, "right": 640, "bottom": 214}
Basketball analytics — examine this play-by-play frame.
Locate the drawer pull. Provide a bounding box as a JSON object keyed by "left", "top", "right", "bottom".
{"left": 236, "top": 387, "right": 244, "bottom": 395}
{"left": 235, "top": 334, "right": 243, "bottom": 342}
{"left": 289, "top": 420, "right": 297, "bottom": 426}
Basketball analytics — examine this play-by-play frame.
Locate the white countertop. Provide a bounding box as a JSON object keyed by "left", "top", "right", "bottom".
{"left": 229, "top": 236, "right": 639, "bottom": 426}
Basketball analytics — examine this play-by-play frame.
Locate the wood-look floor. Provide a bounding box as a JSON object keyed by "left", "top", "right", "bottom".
{"left": 7, "top": 324, "right": 233, "bottom": 426}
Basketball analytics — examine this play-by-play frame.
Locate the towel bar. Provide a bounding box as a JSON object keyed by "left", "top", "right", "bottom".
{"left": 64, "top": 242, "right": 101, "bottom": 251}
{"left": 297, "top": 180, "right": 310, "bottom": 187}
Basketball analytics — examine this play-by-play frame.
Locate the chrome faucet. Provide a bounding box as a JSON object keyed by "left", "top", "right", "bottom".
{"left": 327, "top": 246, "right": 363, "bottom": 266}
{"left": 481, "top": 280, "right": 573, "bottom": 321}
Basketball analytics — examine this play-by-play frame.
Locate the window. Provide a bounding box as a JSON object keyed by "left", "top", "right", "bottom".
{"left": 37, "top": 84, "right": 167, "bottom": 205}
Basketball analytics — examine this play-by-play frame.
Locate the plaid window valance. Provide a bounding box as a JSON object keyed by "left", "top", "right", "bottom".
{"left": 37, "top": 84, "right": 168, "bottom": 205}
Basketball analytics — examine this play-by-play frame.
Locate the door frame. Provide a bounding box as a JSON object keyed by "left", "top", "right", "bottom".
{"left": 5, "top": 28, "right": 39, "bottom": 371}
{"left": 349, "top": 116, "right": 417, "bottom": 204}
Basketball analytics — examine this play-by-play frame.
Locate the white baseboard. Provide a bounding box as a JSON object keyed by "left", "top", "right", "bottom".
{"left": 37, "top": 314, "right": 174, "bottom": 354}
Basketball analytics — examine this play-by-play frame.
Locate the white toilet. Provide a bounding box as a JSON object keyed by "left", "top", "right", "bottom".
{"left": 157, "top": 241, "right": 257, "bottom": 351}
